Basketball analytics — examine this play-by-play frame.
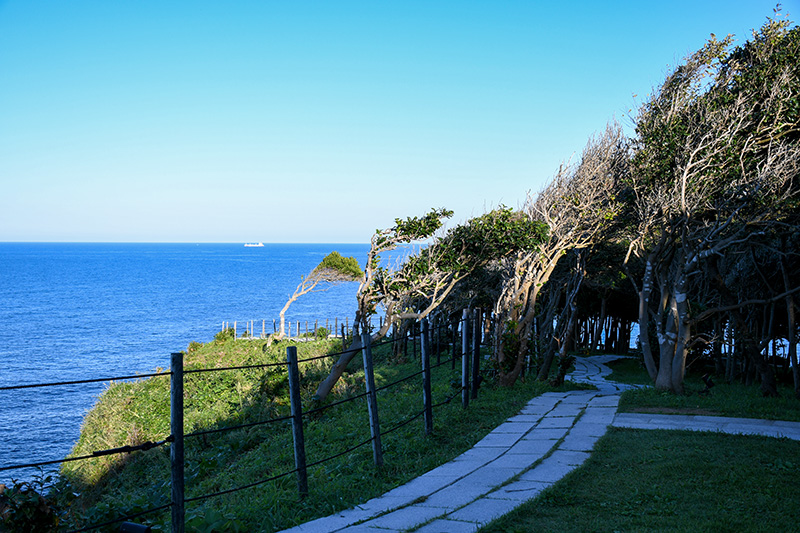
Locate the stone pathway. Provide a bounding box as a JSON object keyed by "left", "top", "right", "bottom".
{"left": 279, "top": 356, "right": 800, "bottom": 533}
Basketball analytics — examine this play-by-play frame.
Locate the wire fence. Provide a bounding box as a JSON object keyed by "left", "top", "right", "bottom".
{"left": 0, "top": 309, "right": 487, "bottom": 533}
{"left": 220, "top": 314, "right": 387, "bottom": 340}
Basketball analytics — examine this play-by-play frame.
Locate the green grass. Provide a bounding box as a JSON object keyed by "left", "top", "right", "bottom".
{"left": 481, "top": 428, "right": 800, "bottom": 533}
{"left": 607, "top": 357, "right": 800, "bottom": 422}
{"left": 481, "top": 356, "right": 800, "bottom": 533}
{"left": 56, "top": 335, "right": 585, "bottom": 532}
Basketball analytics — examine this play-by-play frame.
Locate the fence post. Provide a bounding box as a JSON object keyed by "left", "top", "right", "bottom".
{"left": 170, "top": 352, "right": 185, "bottom": 533}
{"left": 412, "top": 321, "right": 417, "bottom": 360}
{"left": 451, "top": 318, "right": 457, "bottom": 370}
{"left": 472, "top": 308, "right": 481, "bottom": 400}
{"left": 286, "top": 346, "right": 309, "bottom": 497}
{"left": 461, "top": 309, "right": 470, "bottom": 409}
{"left": 421, "top": 319, "right": 433, "bottom": 435}
{"left": 361, "top": 332, "right": 383, "bottom": 466}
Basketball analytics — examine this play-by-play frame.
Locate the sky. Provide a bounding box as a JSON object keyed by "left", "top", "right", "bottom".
{"left": 1, "top": 1, "right": 796, "bottom": 243}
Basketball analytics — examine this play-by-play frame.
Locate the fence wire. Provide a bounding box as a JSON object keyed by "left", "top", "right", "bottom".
{"left": 5, "top": 313, "right": 485, "bottom": 532}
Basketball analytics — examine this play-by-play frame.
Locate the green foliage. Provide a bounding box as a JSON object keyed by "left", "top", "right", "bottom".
{"left": 391, "top": 208, "right": 453, "bottom": 242}
{"left": 0, "top": 472, "right": 65, "bottom": 532}
{"left": 314, "top": 251, "right": 363, "bottom": 281}
{"left": 214, "top": 328, "right": 235, "bottom": 342}
{"left": 314, "top": 327, "right": 330, "bottom": 340}
{"left": 434, "top": 207, "right": 548, "bottom": 274}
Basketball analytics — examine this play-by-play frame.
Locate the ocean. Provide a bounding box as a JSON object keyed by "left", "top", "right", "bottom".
{"left": 0, "top": 242, "right": 375, "bottom": 485}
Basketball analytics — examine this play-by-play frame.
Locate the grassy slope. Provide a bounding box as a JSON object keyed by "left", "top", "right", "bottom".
{"left": 60, "top": 335, "right": 586, "bottom": 532}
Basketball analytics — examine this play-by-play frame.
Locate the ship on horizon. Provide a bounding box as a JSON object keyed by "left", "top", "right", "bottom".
{"left": 244, "top": 242, "right": 264, "bottom": 247}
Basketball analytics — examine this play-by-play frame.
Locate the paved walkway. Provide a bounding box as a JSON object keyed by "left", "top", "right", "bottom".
{"left": 279, "top": 356, "right": 800, "bottom": 533}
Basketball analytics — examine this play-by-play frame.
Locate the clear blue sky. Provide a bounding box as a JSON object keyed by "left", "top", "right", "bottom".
{"left": 1, "top": 1, "right": 795, "bottom": 243}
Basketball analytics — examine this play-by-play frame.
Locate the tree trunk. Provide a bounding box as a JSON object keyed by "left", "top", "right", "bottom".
{"left": 787, "top": 295, "right": 799, "bottom": 399}
{"left": 734, "top": 310, "right": 778, "bottom": 396}
{"left": 669, "top": 275, "right": 691, "bottom": 395}
{"left": 638, "top": 259, "right": 658, "bottom": 381}
{"left": 780, "top": 254, "right": 800, "bottom": 399}
{"left": 313, "top": 335, "right": 363, "bottom": 402}
{"left": 591, "top": 298, "right": 607, "bottom": 352}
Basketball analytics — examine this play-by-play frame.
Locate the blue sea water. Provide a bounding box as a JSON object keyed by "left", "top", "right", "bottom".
{"left": 0, "top": 242, "right": 373, "bottom": 485}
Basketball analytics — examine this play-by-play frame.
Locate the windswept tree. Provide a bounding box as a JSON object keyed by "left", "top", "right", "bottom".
{"left": 623, "top": 18, "right": 800, "bottom": 394}
{"left": 314, "top": 206, "right": 547, "bottom": 402}
{"left": 314, "top": 208, "right": 453, "bottom": 401}
{"left": 273, "top": 251, "right": 363, "bottom": 341}
{"left": 492, "top": 122, "right": 628, "bottom": 386}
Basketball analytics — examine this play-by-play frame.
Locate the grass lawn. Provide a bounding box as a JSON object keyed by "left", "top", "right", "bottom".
{"left": 608, "top": 357, "right": 800, "bottom": 422}
{"left": 481, "top": 355, "right": 800, "bottom": 532}
{"left": 481, "top": 428, "right": 800, "bottom": 532}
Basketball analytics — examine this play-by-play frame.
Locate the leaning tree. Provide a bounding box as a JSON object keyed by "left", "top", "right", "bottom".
{"left": 313, "top": 206, "right": 547, "bottom": 402}
{"left": 272, "top": 251, "right": 363, "bottom": 341}
{"left": 623, "top": 18, "right": 800, "bottom": 394}
{"left": 492, "top": 122, "right": 628, "bottom": 386}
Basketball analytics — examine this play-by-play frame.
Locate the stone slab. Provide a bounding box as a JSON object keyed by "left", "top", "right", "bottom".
{"left": 487, "top": 452, "right": 540, "bottom": 470}
{"left": 447, "top": 497, "right": 522, "bottom": 526}
{"left": 360, "top": 504, "right": 444, "bottom": 531}
{"left": 519, "top": 459, "right": 579, "bottom": 483}
{"left": 422, "top": 460, "right": 484, "bottom": 480}
{"left": 381, "top": 474, "right": 459, "bottom": 501}
{"left": 420, "top": 479, "right": 492, "bottom": 509}
{"left": 414, "top": 518, "right": 480, "bottom": 533}
{"left": 453, "top": 446, "right": 506, "bottom": 463}
{"left": 508, "top": 438, "right": 557, "bottom": 457}
{"left": 536, "top": 417, "right": 575, "bottom": 429}
{"left": 520, "top": 427, "right": 569, "bottom": 441}
{"left": 548, "top": 449, "right": 591, "bottom": 466}
{"left": 559, "top": 433, "right": 601, "bottom": 452}
{"left": 490, "top": 421, "right": 535, "bottom": 434}
{"left": 474, "top": 431, "right": 524, "bottom": 448}
{"left": 488, "top": 480, "right": 549, "bottom": 501}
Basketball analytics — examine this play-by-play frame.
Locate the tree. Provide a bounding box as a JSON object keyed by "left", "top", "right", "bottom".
{"left": 313, "top": 208, "right": 453, "bottom": 402}
{"left": 313, "top": 206, "right": 547, "bottom": 402}
{"left": 492, "top": 122, "right": 628, "bottom": 386}
{"left": 273, "top": 251, "right": 362, "bottom": 341}
{"left": 623, "top": 18, "right": 800, "bottom": 394}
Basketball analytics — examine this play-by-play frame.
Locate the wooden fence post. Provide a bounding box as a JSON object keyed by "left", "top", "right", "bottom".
{"left": 412, "top": 321, "right": 417, "bottom": 360}
{"left": 361, "top": 332, "right": 383, "bottom": 466}
{"left": 170, "top": 352, "right": 185, "bottom": 533}
{"left": 472, "top": 308, "right": 481, "bottom": 400}
{"left": 461, "top": 309, "right": 470, "bottom": 409}
{"left": 451, "top": 318, "right": 457, "bottom": 370}
{"left": 286, "top": 346, "right": 308, "bottom": 497}
{"left": 421, "top": 319, "right": 433, "bottom": 435}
